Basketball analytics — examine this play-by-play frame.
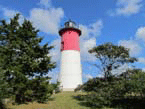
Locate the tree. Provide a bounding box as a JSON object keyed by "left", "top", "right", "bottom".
{"left": 0, "top": 69, "right": 12, "bottom": 109}
{"left": 74, "top": 43, "right": 138, "bottom": 108}
{"left": 89, "top": 42, "right": 137, "bottom": 78}
{"left": 0, "top": 14, "right": 56, "bottom": 103}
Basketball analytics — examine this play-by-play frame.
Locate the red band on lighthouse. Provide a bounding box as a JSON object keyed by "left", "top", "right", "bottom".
{"left": 60, "top": 28, "right": 80, "bottom": 51}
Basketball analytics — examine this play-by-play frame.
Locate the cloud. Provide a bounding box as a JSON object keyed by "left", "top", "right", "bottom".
{"left": 138, "top": 57, "right": 145, "bottom": 64}
{"left": 80, "top": 38, "right": 97, "bottom": 62}
{"left": 82, "top": 74, "right": 93, "bottom": 82}
{"left": 1, "top": 0, "right": 64, "bottom": 35}
{"left": 79, "top": 20, "right": 103, "bottom": 62}
{"left": 142, "top": 68, "right": 145, "bottom": 71}
{"left": 94, "top": 64, "right": 129, "bottom": 77}
{"left": 79, "top": 20, "right": 103, "bottom": 39}
{"left": 2, "top": 8, "right": 19, "bottom": 18}
{"left": 29, "top": 0, "right": 64, "bottom": 35}
{"left": 118, "top": 40, "right": 142, "bottom": 56}
{"left": 136, "top": 27, "right": 145, "bottom": 41}
{"left": 108, "top": 0, "right": 143, "bottom": 16}
{"left": 1, "top": 8, "right": 24, "bottom": 24}
{"left": 29, "top": 8, "right": 64, "bottom": 35}
{"left": 111, "top": 63, "right": 128, "bottom": 75}
{"left": 96, "top": 73, "right": 104, "bottom": 78}
{"left": 38, "top": 0, "right": 52, "bottom": 8}
{"left": 84, "top": 74, "right": 93, "bottom": 79}
{"left": 49, "top": 39, "right": 61, "bottom": 63}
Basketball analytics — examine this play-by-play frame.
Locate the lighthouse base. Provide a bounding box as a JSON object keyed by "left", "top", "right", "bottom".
{"left": 59, "top": 50, "right": 82, "bottom": 91}
{"left": 63, "top": 88, "right": 74, "bottom": 91}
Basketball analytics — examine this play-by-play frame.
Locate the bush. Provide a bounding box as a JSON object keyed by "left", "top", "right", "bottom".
{"left": 75, "top": 69, "right": 145, "bottom": 108}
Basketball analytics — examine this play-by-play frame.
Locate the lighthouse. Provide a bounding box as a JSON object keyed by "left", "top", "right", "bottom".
{"left": 59, "top": 21, "right": 82, "bottom": 91}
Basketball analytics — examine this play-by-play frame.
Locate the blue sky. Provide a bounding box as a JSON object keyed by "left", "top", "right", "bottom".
{"left": 0, "top": 0, "right": 145, "bottom": 83}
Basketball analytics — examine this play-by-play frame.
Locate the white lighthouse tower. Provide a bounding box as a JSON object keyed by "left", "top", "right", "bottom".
{"left": 59, "top": 21, "right": 82, "bottom": 91}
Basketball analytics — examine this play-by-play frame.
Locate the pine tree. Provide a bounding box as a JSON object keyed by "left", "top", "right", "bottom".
{"left": 0, "top": 13, "right": 56, "bottom": 104}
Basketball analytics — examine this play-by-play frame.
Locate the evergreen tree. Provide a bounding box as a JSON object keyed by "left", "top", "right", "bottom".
{"left": 0, "top": 14, "right": 56, "bottom": 104}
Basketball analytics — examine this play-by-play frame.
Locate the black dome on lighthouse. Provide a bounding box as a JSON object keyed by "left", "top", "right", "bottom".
{"left": 59, "top": 20, "right": 81, "bottom": 36}
{"left": 64, "top": 20, "right": 76, "bottom": 28}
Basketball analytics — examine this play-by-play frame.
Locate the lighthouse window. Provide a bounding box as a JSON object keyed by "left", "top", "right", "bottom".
{"left": 61, "top": 41, "right": 64, "bottom": 44}
{"left": 61, "top": 41, "right": 64, "bottom": 50}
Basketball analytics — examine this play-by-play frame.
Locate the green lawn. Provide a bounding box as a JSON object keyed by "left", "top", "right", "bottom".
{"left": 6, "top": 91, "right": 91, "bottom": 109}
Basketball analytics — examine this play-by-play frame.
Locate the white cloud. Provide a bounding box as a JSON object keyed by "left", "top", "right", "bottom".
{"left": 118, "top": 40, "right": 142, "bottom": 56}
{"left": 96, "top": 73, "right": 104, "bottom": 78}
{"left": 89, "top": 20, "right": 103, "bottom": 36}
{"left": 79, "top": 20, "right": 103, "bottom": 62}
{"left": 2, "top": 8, "right": 19, "bottom": 18}
{"left": 2, "top": 8, "right": 24, "bottom": 24}
{"left": 39, "top": 0, "right": 52, "bottom": 8}
{"left": 49, "top": 39, "right": 61, "bottom": 63}
{"left": 29, "top": 8, "right": 64, "bottom": 34}
{"left": 85, "top": 74, "right": 93, "bottom": 79}
{"left": 82, "top": 74, "right": 94, "bottom": 82}
{"left": 94, "top": 64, "right": 129, "bottom": 77}
{"left": 136, "top": 27, "right": 145, "bottom": 41}
{"left": 111, "top": 63, "right": 128, "bottom": 75}
{"left": 80, "top": 38, "right": 97, "bottom": 62}
{"left": 138, "top": 57, "right": 145, "bottom": 64}
{"left": 1, "top": 0, "right": 64, "bottom": 35}
{"left": 29, "top": 0, "right": 64, "bottom": 35}
{"left": 142, "top": 68, "right": 145, "bottom": 71}
{"left": 79, "top": 20, "right": 103, "bottom": 39}
{"left": 79, "top": 25, "right": 89, "bottom": 38}
{"left": 109, "top": 0, "right": 143, "bottom": 16}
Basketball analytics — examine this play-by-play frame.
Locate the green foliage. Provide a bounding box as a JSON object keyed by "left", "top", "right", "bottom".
{"left": 123, "top": 69, "right": 145, "bottom": 97}
{"left": 75, "top": 77, "right": 123, "bottom": 107}
{"left": 0, "top": 70, "right": 12, "bottom": 109}
{"left": 0, "top": 13, "right": 56, "bottom": 104}
{"left": 75, "top": 69, "right": 145, "bottom": 108}
{"left": 26, "top": 77, "right": 53, "bottom": 103}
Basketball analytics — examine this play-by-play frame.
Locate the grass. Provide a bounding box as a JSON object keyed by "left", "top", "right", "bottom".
{"left": 6, "top": 91, "right": 91, "bottom": 109}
